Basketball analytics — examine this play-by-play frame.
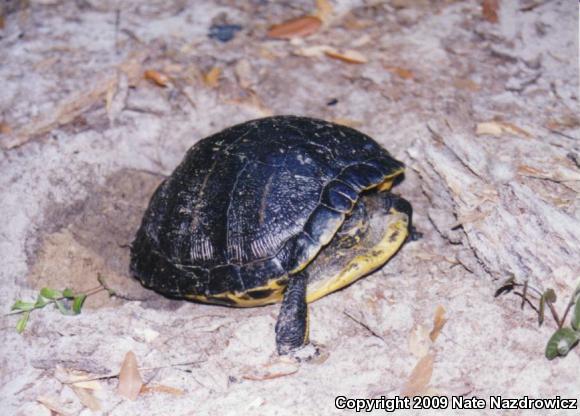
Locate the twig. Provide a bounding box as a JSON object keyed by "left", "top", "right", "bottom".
{"left": 343, "top": 310, "right": 385, "bottom": 342}
{"left": 547, "top": 128, "right": 578, "bottom": 141}
{"left": 60, "top": 360, "right": 207, "bottom": 384}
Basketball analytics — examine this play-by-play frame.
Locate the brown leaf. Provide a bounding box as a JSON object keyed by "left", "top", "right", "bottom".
{"left": 0, "top": 122, "right": 12, "bottom": 135}
{"left": 476, "top": 121, "right": 531, "bottom": 138}
{"left": 342, "top": 13, "right": 374, "bottom": 30}
{"left": 225, "top": 91, "right": 273, "bottom": 117}
{"left": 453, "top": 78, "right": 481, "bottom": 91}
{"left": 517, "top": 165, "right": 545, "bottom": 176}
{"left": 482, "top": 0, "right": 499, "bottom": 23}
{"left": 294, "top": 44, "right": 333, "bottom": 58}
{"left": 315, "top": 0, "right": 333, "bottom": 23}
{"left": 402, "top": 353, "right": 435, "bottom": 396}
{"left": 242, "top": 362, "right": 299, "bottom": 381}
{"left": 144, "top": 69, "right": 171, "bottom": 87}
{"left": 386, "top": 66, "right": 414, "bottom": 80}
{"left": 234, "top": 59, "right": 253, "bottom": 90}
{"left": 203, "top": 67, "right": 221, "bottom": 88}
{"left": 117, "top": 351, "right": 143, "bottom": 400}
{"left": 325, "top": 48, "right": 368, "bottom": 64}
{"left": 54, "top": 366, "right": 102, "bottom": 390}
{"left": 332, "top": 118, "right": 363, "bottom": 128}
{"left": 72, "top": 386, "right": 101, "bottom": 411}
{"left": 1, "top": 50, "right": 148, "bottom": 150}
{"left": 37, "top": 396, "right": 73, "bottom": 416}
{"left": 267, "top": 16, "right": 322, "bottom": 39}
{"left": 499, "top": 121, "right": 532, "bottom": 138}
{"left": 141, "top": 384, "right": 184, "bottom": 396}
{"left": 408, "top": 324, "right": 431, "bottom": 358}
{"left": 545, "top": 115, "right": 580, "bottom": 130}
{"left": 429, "top": 305, "right": 447, "bottom": 342}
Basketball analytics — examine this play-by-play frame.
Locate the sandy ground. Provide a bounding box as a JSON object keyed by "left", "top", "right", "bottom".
{"left": 0, "top": 1, "right": 579, "bottom": 415}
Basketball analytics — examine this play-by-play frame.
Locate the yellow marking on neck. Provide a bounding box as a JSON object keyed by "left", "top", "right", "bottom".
{"left": 306, "top": 208, "right": 409, "bottom": 304}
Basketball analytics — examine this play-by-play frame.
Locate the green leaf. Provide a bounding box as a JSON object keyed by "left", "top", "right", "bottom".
{"left": 16, "top": 311, "right": 31, "bottom": 333}
{"left": 545, "top": 328, "right": 580, "bottom": 360}
{"left": 72, "top": 294, "right": 87, "bottom": 315}
{"left": 62, "top": 288, "right": 75, "bottom": 299}
{"left": 543, "top": 288, "right": 557, "bottom": 304}
{"left": 572, "top": 299, "right": 580, "bottom": 331}
{"left": 11, "top": 300, "right": 35, "bottom": 312}
{"left": 54, "top": 300, "right": 74, "bottom": 316}
{"left": 538, "top": 295, "right": 545, "bottom": 325}
{"left": 34, "top": 295, "right": 49, "bottom": 309}
{"left": 40, "top": 287, "right": 62, "bottom": 300}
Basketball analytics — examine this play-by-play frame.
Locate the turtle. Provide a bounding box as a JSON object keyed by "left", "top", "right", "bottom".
{"left": 130, "top": 115, "right": 415, "bottom": 355}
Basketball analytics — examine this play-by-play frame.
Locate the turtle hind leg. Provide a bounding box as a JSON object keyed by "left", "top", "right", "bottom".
{"left": 275, "top": 271, "right": 309, "bottom": 355}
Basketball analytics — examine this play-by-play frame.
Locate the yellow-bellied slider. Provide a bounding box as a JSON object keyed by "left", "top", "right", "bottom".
{"left": 130, "top": 115, "right": 415, "bottom": 354}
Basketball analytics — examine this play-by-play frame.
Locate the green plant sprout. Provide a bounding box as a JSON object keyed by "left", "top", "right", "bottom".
{"left": 496, "top": 276, "right": 580, "bottom": 360}
{"left": 6, "top": 274, "right": 115, "bottom": 333}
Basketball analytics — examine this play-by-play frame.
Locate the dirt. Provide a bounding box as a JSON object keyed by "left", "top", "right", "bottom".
{"left": 0, "top": 1, "right": 578, "bottom": 415}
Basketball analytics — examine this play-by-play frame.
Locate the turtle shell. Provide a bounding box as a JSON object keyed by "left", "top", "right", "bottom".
{"left": 130, "top": 116, "right": 404, "bottom": 299}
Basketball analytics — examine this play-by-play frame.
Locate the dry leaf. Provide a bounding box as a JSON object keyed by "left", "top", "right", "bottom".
{"left": 325, "top": 48, "right": 368, "bottom": 64}
{"left": 453, "top": 78, "right": 481, "bottom": 91}
{"left": 105, "top": 80, "right": 117, "bottom": 116}
{"left": 482, "top": 0, "right": 499, "bottom": 23}
{"left": 342, "top": 13, "right": 374, "bottom": 30}
{"left": 117, "top": 351, "right": 143, "bottom": 400}
{"left": 141, "top": 384, "right": 184, "bottom": 396}
{"left": 267, "top": 16, "right": 322, "bottom": 39}
{"left": 37, "top": 396, "right": 73, "bottom": 416}
{"left": 429, "top": 305, "right": 447, "bottom": 342}
{"left": 499, "top": 121, "right": 532, "bottom": 138}
{"left": 476, "top": 121, "right": 503, "bottom": 136}
{"left": 225, "top": 91, "right": 273, "bottom": 117}
{"left": 294, "top": 44, "right": 333, "bottom": 58}
{"left": 518, "top": 165, "right": 545, "bottom": 176}
{"left": 476, "top": 121, "right": 531, "bottom": 138}
{"left": 54, "top": 366, "right": 101, "bottom": 390}
{"left": 1, "top": 50, "right": 148, "bottom": 150}
{"left": 408, "top": 324, "right": 431, "bottom": 358}
{"left": 402, "top": 353, "right": 435, "bottom": 396}
{"left": 0, "top": 122, "right": 11, "bottom": 135}
{"left": 203, "top": 67, "right": 221, "bottom": 88}
{"left": 386, "top": 66, "right": 414, "bottom": 80}
{"left": 72, "top": 386, "right": 101, "bottom": 412}
{"left": 453, "top": 210, "right": 491, "bottom": 228}
{"left": 424, "top": 386, "right": 444, "bottom": 396}
{"left": 315, "top": 0, "right": 333, "bottom": 23}
{"left": 546, "top": 115, "right": 580, "bottom": 130}
{"left": 332, "top": 118, "right": 362, "bottom": 128}
{"left": 144, "top": 69, "right": 171, "bottom": 87}
{"left": 242, "top": 361, "right": 299, "bottom": 381}
{"left": 234, "top": 59, "right": 253, "bottom": 89}
{"left": 351, "top": 34, "right": 372, "bottom": 48}
{"left": 71, "top": 379, "right": 103, "bottom": 390}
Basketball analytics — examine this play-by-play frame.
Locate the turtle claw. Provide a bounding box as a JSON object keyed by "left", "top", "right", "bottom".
{"left": 409, "top": 225, "right": 423, "bottom": 242}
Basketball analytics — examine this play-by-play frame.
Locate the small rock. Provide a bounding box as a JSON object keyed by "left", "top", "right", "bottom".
{"left": 208, "top": 24, "right": 243, "bottom": 42}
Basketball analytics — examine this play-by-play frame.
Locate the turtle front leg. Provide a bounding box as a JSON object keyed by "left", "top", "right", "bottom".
{"left": 275, "top": 271, "right": 309, "bottom": 355}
